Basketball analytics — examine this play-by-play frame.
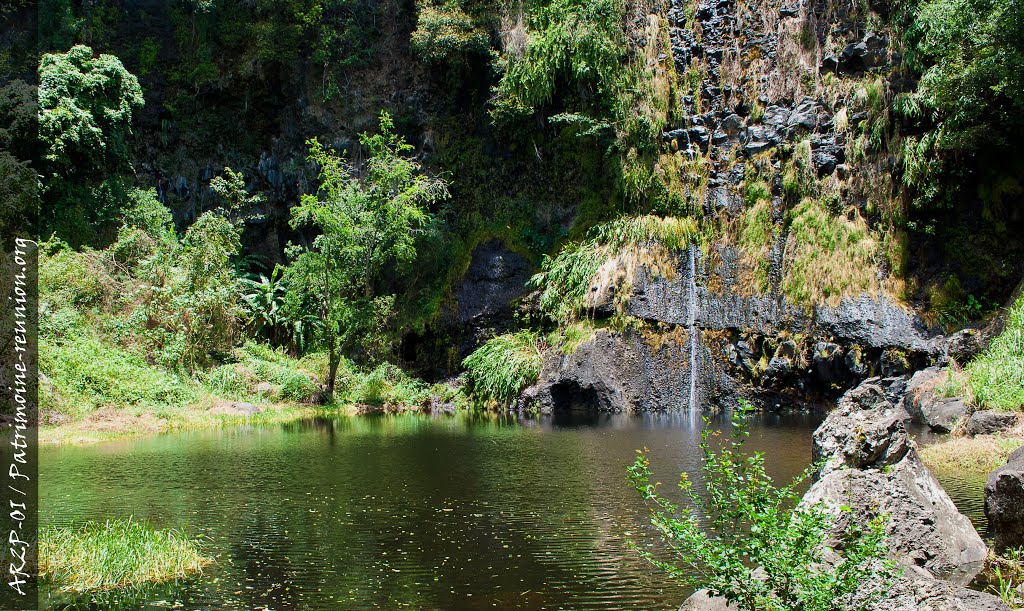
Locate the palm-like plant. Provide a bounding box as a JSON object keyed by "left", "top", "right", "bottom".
{"left": 240, "top": 266, "right": 286, "bottom": 345}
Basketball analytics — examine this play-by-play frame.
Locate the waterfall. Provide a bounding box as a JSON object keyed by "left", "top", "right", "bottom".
{"left": 687, "top": 245, "right": 700, "bottom": 419}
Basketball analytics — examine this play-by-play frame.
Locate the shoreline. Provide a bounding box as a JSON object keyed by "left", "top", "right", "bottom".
{"left": 38, "top": 401, "right": 428, "bottom": 446}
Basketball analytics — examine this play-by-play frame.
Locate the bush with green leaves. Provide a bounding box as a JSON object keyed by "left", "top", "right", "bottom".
{"left": 411, "top": 1, "right": 490, "bottom": 65}
{"left": 38, "top": 45, "right": 144, "bottom": 244}
{"left": 627, "top": 404, "right": 896, "bottom": 611}
{"left": 462, "top": 331, "right": 541, "bottom": 406}
{"left": 202, "top": 342, "right": 320, "bottom": 403}
{"left": 529, "top": 215, "right": 698, "bottom": 324}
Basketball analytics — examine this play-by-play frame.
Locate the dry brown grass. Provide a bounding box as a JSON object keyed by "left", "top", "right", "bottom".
{"left": 920, "top": 430, "right": 1024, "bottom": 475}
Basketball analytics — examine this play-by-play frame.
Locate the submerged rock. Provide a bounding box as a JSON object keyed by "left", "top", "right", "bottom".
{"left": 985, "top": 446, "right": 1024, "bottom": 553}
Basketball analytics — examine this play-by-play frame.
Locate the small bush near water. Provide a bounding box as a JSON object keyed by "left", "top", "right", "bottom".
{"left": 40, "top": 518, "right": 210, "bottom": 592}
{"left": 628, "top": 403, "right": 896, "bottom": 611}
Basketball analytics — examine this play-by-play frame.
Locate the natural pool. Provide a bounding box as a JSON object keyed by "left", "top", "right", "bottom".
{"left": 41, "top": 411, "right": 824, "bottom": 610}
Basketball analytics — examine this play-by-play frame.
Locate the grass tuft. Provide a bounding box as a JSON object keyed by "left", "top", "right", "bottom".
{"left": 40, "top": 518, "right": 210, "bottom": 592}
{"left": 782, "top": 197, "right": 879, "bottom": 308}
{"left": 462, "top": 331, "right": 542, "bottom": 406}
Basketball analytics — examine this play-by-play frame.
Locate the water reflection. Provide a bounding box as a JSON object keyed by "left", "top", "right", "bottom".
{"left": 41, "top": 411, "right": 821, "bottom": 610}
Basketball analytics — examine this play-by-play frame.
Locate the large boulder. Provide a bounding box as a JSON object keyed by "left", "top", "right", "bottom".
{"left": 964, "top": 411, "right": 1020, "bottom": 437}
{"left": 920, "top": 397, "right": 968, "bottom": 433}
{"left": 871, "top": 574, "right": 1011, "bottom": 611}
{"left": 802, "top": 454, "right": 987, "bottom": 584}
{"left": 811, "top": 384, "right": 912, "bottom": 476}
{"left": 985, "top": 446, "right": 1024, "bottom": 552}
{"left": 903, "top": 366, "right": 944, "bottom": 422}
{"left": 677, "top": 590, "right": 738, "bottom": 611}
{"left": 808, "top": 384, "right": 987, "bottom": 583}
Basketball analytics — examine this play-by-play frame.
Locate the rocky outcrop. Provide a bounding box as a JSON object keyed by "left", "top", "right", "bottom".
{"left": 804, "top": 383, "right": 987, "bottom": 584}
{"left": 520, "top": 328, "right": 697, "bottom": 414}
{"left": 985, "top": 446, "right": 1024, "bottom": 553}
{"left": 678, "top": 576, "right": 1010, "bottom": 611}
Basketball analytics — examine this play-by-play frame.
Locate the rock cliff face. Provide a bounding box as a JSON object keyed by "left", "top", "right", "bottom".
{"left": 520, "top": 248, "right": 948, "bottom": 413}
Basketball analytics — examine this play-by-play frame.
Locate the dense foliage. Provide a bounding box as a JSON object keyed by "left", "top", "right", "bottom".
{"left": 38, "top": 45, "right": 144, "bottom": 245}
{"left": 628, "top": 404, "right": 896, "bottom": 610}
{"left": 943, "top": 292, "right": 1024, "bottom": 411}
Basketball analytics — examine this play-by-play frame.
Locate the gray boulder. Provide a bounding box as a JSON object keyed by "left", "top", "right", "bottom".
{"left": 809, "top": 386, "right": 987, "bottom": 583}
{"left": 964, "top": 411, "right": 1019, "bottom": 437}
{"left": 945, "top": 328, "right": 985, "bottom": 364}
{"left": 811, "top": 388, "right": 912, "bottom": 477}
{"left": 677, "top": 590, "right": 738, "bottom": 611}
{"left": 921, "top": 397, "right": 968, "bottom": 433}
{"left": 985, "top": 446, "right": 1024, "bottom": 552}
{"left": 802, "top": 454, "right": 987, "bottom": 584}
{"left": 903, "top": 366, "right": 944, "bottom": 423}
{"left": 871, "top": 574, "right": 1011, "bottom": 611}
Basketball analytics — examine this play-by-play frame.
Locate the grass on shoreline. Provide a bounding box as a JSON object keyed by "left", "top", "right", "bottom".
{"left": 920, "top": 432, "right": 1024, "bottom": 475}
{"left": 941, "top": 292, "right": 1024, "bottom": 412}
{"left": 40, "top": 518, "right": 211, "bottom": 592}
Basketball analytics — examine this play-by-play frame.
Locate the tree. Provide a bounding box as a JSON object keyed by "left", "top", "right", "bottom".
{"left": 285, "top": 111, "right": 448, "bottom": 397}
{"left": 37, "top": 45, "right": 144, "bottom": 245}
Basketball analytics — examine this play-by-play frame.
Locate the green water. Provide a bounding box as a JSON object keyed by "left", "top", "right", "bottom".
{"left": 41, "top": 411, "right": 822, "bottom": 610}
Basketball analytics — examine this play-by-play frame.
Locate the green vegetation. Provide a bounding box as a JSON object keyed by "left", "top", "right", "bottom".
{"left": 942, "top": 293, "right": 1024, "bottom": 411}
{"left": 38, "top": 45, "right": 144, "bottom": 245}
{"left": 40, "top": 518, "right": 210, "bottom": 592}
{"left": 921, "top": 434, "right": 1024, "bottom": 475}
{"left": 987, "top": 547, "right": 1024, "bottom": 608}
{"left": 530, "top": 215, "right": 698, "bottom": 324}
{"left": 285, "top": 111, "right": 449, "bottom": 397}
{"left": 628, "top": 404, "right": 896, "bottom": 611}
{"left": 462, "top": 331, "right": 542, "bottom": 406}
{"left": 411, "top": 1, "right": 490, "bottom": 66}
{"left": 782, "top": 198, "right": 878, "bottom": 308}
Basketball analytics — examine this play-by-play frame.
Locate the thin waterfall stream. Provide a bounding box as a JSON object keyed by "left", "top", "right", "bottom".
{"left": 687, "top": 245, "right": 699, "bottom": 421}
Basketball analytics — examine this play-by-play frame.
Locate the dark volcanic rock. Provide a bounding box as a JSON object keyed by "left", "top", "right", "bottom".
{"left": 964, "top": 411, "right": 1019, "bottom": 436}
{"left": 985, "top": 446, "right": 1024, "bottom": 552}
{"left": 520, "top": 328, "right": 697, "bottom": 414}
{"left": 447, "top": 240, "right": 532, "bottom": 356}
{"left": 920, "top": 397, "right": 967, "bottom": 433}
{"left": 945, "top": 328, "right": 985, "bottom": 363}
{"left": 812, "top": 386, "right": 912, "bottom": 476}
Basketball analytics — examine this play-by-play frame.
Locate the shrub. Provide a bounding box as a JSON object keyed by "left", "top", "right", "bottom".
{"left": 462, "top": 331, "right": 542, "bottom": 406}
{"left": 411, "top": 1, "right": 490, "bottom": 65}
{"left": 40, "top": 331, "right": 196, "bottom": 418}
{"left": 628, "top": 403, "right": 896, "bottom": 611}
{"left": 346, "top": 362, "right": 431, "bottom": 407}
{"left": 40, "top": 518, "right": 210, "bottom": 592}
